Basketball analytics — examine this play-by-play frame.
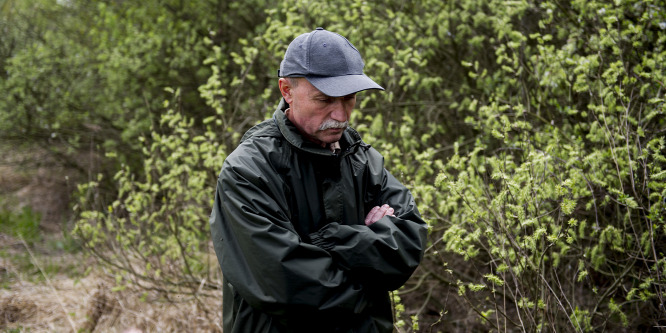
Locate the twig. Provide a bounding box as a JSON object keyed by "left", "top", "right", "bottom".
{"left": 398, "top": 271, "right": 432, "bottom": 295}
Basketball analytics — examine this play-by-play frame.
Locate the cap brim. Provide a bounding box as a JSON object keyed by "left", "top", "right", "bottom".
{"left": 306, "top": 74, "right": 384, "bottom": 97}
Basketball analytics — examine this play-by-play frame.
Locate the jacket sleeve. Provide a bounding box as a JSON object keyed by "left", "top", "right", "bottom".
{"left": 209, "top": 149, "right": 378, "bottom": 322}
{"left": 309, "top": 150, "right": 429, "bottom": 291}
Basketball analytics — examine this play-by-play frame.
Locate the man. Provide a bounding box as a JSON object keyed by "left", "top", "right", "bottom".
{"left": 210, "top": 27, "right": 428, "bottom": 333}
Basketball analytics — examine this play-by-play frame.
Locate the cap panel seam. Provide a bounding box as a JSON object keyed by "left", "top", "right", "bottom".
{"left": 306, "top": 30, "right": 318, "bottom": 75}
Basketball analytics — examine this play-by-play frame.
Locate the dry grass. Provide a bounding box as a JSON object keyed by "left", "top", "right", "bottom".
{"left": 0, "top": 145, "right": 224, "bottom": 332}
{"left": 0, "top": 241, "right": 223, "bottom": 333}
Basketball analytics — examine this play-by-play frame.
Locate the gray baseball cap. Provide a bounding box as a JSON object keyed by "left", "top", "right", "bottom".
{"left": 278, "top": 28, "right": 384, "bottom": 97}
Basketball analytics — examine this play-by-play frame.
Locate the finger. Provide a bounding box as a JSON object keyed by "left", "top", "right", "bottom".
{"left": 367, "top": 205, "right": 388, "bottom": 225}
{"left": 385, "top": 207, "right": 395, "bottom": 217}
{"left": 372, "top": 204, "right": 391, "bottom": 222}
{"left": 370, "top": 205, "right": 387, "bottom": 223}
{"left": 378, "top": 204, "right": 390, "bottom": 216}
{"left": 365, "top": 206, "right": 380, "bottom": 225}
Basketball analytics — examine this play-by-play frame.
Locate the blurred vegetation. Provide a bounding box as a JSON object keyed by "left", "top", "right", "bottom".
{"left": 2, "top": 0, "right": 665, "bottom": 331}
{"left": 0, "top": 207, "right": 41, "bottom": 244}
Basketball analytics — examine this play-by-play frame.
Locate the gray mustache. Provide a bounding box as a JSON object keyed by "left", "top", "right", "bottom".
{"left": 319, "top": 120, "right": 348, "bottom": 131}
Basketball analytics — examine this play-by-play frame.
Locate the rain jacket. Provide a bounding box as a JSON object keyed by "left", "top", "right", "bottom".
{"left": 210, "top": 99, "right": 428, "bottom": 333}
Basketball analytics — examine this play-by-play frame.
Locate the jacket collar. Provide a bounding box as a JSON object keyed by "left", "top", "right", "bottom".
{"left": 273, "top": 98, "right": 362, "bottom": 156}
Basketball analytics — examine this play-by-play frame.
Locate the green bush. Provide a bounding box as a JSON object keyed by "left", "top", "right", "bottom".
{"left": 0, "top": 0, "right": 238, "bottom": 186}
{"left": 414, "top": 0, "right": 666, "bottom": 331}
{"left": 70, "top": 0, "right": 273, "bottom": 300}
{"left": 0, "top": 207, "right": 41, "bottom": 244}
{"left": 75, "top": 89, "right": 226, "bottom": 296}
{"left": 66, "top": 0, "right": 666, "bottom": 331}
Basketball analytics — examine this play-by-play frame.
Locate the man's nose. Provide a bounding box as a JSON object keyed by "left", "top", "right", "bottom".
{"left": 330, "top": 99, "right": 348, "bottom": 122}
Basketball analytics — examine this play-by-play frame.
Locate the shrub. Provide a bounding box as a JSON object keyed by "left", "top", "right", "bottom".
{"left": 0, "top": 207, "right": 41, "bottom": 244}
{"left": 75, "top": 89, "right": 226, "bottom": 298}
{"left": 412, "top": 0, "right": 666, "bottom": 331}
{"left": 70, "top": 0, "right": 666, "bottom": 331}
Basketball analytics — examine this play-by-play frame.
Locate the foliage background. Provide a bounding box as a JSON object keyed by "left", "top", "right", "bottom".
{"left": 1, "top": 0, "right": 665, "bottom": 331}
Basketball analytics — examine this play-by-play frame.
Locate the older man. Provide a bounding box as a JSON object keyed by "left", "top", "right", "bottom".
{"left": 210, "top": 28, "right": 428, "bottom": 333}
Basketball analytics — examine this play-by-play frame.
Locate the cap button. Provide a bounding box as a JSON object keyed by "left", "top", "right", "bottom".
{"left": 316, "top": 27, "right": 324, "bottom": 30}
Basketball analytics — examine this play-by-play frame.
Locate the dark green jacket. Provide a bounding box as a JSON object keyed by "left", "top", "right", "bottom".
{"left": 210, "top": 100, "right": 428, "bottom": 332}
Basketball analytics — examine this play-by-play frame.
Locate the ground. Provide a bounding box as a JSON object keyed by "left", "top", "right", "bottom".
{"left": 0, "top": 146, "right": 223, "bottom": 332}
{"left": 1, "top": 233, "right": 222, "bottom": 332}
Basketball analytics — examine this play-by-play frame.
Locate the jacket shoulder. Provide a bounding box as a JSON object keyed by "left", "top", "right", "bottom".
{"left": 224, "top": 119, "right": 288, "bottom": 174}
{"left": 240, "top": 118, "right": 281, "bottom": 143}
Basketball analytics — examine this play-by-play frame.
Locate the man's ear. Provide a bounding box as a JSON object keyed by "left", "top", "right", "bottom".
{"left": 278, "top": 78, "right": 293, "bottom": 104}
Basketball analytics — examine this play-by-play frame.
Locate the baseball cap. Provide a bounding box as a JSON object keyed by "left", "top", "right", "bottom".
{"left": 278, "top": 28, "right": 384, "bottom": 97}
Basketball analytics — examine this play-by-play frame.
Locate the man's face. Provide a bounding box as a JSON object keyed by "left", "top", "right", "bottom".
{"left": 279, "top": 78, "right": 356, "bottom": 147}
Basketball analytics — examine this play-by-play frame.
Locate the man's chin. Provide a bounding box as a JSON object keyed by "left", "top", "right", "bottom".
{"left": 307, "top": 128, "right": 345, "bottom": 147}
{"left": 323, "top": 133, "right": 344, "bottom": 144}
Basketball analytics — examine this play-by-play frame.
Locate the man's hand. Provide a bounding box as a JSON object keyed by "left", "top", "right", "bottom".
{"left": 364, "top": 204, "right": 395, "bottom": 226}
